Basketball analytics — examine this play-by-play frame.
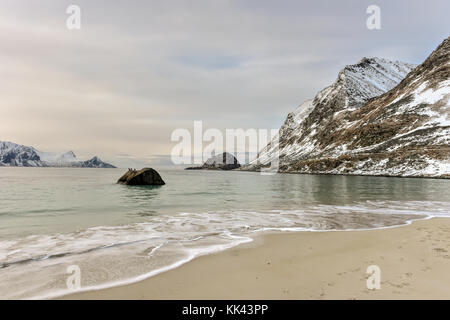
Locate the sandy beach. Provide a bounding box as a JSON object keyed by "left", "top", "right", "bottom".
{"left": 62, "top": 217, "right": 450, "bottom": 300}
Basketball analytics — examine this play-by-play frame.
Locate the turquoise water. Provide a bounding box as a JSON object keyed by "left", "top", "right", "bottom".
{"left": 0, "top": 167, "right": 449, "bottom": 298}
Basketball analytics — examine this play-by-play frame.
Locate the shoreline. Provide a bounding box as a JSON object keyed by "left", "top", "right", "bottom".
{"left": 237, "top": 168, "right": 450, "bottom": 180}
{"left": 61, "top": 217, "right": 450, "bottom": 300}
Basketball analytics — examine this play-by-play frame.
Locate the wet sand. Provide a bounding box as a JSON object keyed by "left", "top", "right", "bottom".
{"left": 62, "top": 218, "right": 450, "bottom": 299}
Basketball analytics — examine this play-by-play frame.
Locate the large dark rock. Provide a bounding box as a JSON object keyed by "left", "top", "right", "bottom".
{"left": 185, "top": 152, "right": 241, "bottom": 170}
{"left": 118, "top": 168, "right": 165, "bottom": 186}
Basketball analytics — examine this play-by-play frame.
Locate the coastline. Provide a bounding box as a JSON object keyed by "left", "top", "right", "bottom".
{"left": 61, "top": 217, "right": 450, "bottom": 300}
{"left": 237, "top": 168, "right": 450, "bottom": 180}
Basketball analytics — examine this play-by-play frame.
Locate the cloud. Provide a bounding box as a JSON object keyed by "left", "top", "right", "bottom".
{"left": 0, "top": 0, "right": 448, "bottom": 167}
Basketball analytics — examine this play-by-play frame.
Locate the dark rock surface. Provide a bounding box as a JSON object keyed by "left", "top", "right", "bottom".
{"left": 118, "top": 168, "right": 166, "bottom": 185}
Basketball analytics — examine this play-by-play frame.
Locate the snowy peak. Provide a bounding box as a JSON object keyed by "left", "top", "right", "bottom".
{"left": 37, "top": 150, "right": 78, "bottom": 164}
{"left": 340, "top": 57, "right": 416, "bottom": 106}
{"left": 280, "top": 58, "right": 413, "bottom": 139}
{"left": 57, "top": 151, "right": 77, "bottom": 162}
{"left": 344, "top": 36, "right": 449, "bottom": 157}
{"left": 246, "top": 56, "right": 416, "bottom": 169}
{"left": 315, "top": 57, "right": 416, "bottom": 111}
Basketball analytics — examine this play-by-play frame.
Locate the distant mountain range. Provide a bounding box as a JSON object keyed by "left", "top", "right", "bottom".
{"left": 243, "top": 37, "right": 449, "bottom": 178}
{"left": 0, "top": 141, "right": 116, "bottom": 168}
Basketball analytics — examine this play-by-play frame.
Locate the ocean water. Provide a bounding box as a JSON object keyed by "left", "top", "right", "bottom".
{"left": 0, "top": 167, "right": 449, "bottom": 299}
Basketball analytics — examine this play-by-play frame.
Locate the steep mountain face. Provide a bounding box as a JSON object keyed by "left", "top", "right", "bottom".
{"left": 0, "top": 141, "right": 116, "bottom": 168}
{"left": 244, "top": 37, "right": 450, "bottom": 178}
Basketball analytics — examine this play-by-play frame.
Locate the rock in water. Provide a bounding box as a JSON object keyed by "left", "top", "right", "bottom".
{"left": 185, "top": 152, "right": 241, "bottom": 170}
{"left": 117, "top": 168, "right": 165, "bottom": 186}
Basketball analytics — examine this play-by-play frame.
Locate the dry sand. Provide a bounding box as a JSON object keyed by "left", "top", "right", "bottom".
{"left": 62, "top": 217, "right": 450, "bottom": 300}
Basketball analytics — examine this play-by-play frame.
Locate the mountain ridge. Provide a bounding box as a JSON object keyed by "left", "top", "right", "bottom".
{"left": 0, "top": 141, "right": 116, "bottom": 168}
{"left": 243, "top": 37, "right": 449, "bottom": 178}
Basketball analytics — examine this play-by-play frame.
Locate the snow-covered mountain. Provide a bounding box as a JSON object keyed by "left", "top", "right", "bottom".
{"left": 0, "top": 141, "right": 116, "bottom": 168}
{"left": 0, "top": 141, "right": 42, "bottom": 167}
{"left": 243, "top": 37, "right": 450, "bottom": 178}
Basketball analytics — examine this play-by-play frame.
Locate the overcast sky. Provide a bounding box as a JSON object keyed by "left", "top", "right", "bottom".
{"left": 0, "top": 0, "right": 448, "bottom": 167}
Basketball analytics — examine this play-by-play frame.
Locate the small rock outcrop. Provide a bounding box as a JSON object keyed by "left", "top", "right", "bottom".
{"left": 185, "top": 152, "right": 241, "bottom": 170}
{"left": 117, "top": 168, "right": 165, "bottom": 185}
